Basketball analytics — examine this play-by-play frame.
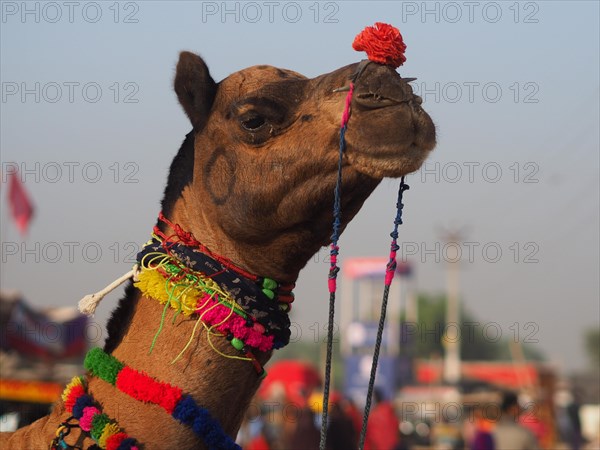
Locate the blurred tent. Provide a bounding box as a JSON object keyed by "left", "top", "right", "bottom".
{"left": 0, "top": 290, "right": 89, "bottom": 429}
{"left": 415, "top": 360, "right": 549, "bottom": 390}
{"left": 0, "top": 290, "right": 88, "bottom": 361}
{"left": 258, "top": 360, "right": 322, "bottom": 407}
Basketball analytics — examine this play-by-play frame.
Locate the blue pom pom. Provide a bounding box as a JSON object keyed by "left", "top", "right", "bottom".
{"left": 192, "top": 411, "right": 211, "bottom": 436}
{"left": 172, "top": 395, "right": 198, "bottom": 425}
{"left": 173, "top": 394, "right": 242, "bottom": 450}
{"left": 72, "top": 394, "right": 94, "bottom": 419}
{"left": 116, "top": 438, "right": 138, "bottom": 450}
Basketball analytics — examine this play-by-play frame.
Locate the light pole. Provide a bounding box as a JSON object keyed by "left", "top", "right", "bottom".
{"left": 442, "top": 230, "right": 463, "bottom": 385}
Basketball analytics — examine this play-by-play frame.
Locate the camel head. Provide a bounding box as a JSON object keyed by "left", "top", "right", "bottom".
{"left": 167, "top": 52, "right": 436, "bottom": 282}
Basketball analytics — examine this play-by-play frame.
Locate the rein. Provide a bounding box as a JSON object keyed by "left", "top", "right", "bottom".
{"left": 319, "top": 22, "right": 411, "bottom": 450}
{"left": 318, "top": 81, "right": 353, "bottom": 449}
{"left": 358, "top": 179, "right": 409, "bottom": 450}
{"left": 317, "top": 82, "right": 410, "bottom": 450}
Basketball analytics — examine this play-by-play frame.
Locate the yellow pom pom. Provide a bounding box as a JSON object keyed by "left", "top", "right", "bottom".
{"left": 135, "top": 269, "right": 203, "bottom": 315}
{"left": 98, "top": 422, "right": 121, "bottom": 448}
{"left": 134, "top": 260, "right": 245, "bottom": 317}
{"left": 61, "top": 376, "right": 84, "bottom": 402}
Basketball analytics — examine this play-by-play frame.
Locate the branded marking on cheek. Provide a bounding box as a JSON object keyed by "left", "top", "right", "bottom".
{"left": 203, "top": 147, "right": 236, "bottom": 205}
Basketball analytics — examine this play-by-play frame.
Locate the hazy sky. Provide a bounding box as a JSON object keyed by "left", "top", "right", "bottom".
{"left": 1, "top": 1, "right": 598, "bottom": 372}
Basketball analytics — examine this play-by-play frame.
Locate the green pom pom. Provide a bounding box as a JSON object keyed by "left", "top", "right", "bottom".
{"left": 90, "top": 413, "right": 110, "bottom": 441}
{"left": 262, "top": 289, "right": 275, "bottom": 300}
{"left": 262, "top": 278, "right": 278, "bottom": 290}
{"left": 84, "top": 348, "right": 124, "bottom": 385}
{"left": 231, "top": 338, "right": 244, "bottom": 351}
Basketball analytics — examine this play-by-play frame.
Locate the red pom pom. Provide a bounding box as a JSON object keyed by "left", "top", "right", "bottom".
{"left": 64, "top": 384, "right": 85, "bottom": 412}
{"left": 115, "top": 366, "right": 182, "bottom": 414}
{"left": 352, "top": 22, "right": 407, "bottom": 68}
{"left": 106, "top": 432, "right": 128, "bottom": 450}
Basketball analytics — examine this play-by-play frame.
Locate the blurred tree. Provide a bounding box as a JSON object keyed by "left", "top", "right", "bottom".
{"left": 400, "top": 293, "right": 545, "bottom": 362}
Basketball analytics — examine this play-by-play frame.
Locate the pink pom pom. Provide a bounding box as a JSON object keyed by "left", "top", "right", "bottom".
{"left": 80, "top": 406, "right": 100, "bottom": 431}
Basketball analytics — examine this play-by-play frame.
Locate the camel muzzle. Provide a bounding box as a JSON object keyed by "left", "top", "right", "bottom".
{"left": 351, "top": 61, "right": 421, "bottom": 109}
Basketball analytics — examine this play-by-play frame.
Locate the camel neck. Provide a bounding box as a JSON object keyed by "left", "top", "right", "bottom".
{"left": 101, "top": 291, "right": 270, "bottom": 448}
{"left": 83, "top": 214, "right": 297, "bottom": 447}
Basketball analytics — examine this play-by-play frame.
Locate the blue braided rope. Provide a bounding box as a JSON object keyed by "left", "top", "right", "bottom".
{"left": 331, "top": 125, "right": 346, "bottom": 246}
{"left": 358, "top": 177, "right": 409, "bottom": 450}
{"left": 173, "top": 395, "right": 240, "bottom": 450}
{"left": 319, "top": 123, "right": 347, "bottom": 450}
{"left": 388, "top": 178, "right": 409, "bottom": 265}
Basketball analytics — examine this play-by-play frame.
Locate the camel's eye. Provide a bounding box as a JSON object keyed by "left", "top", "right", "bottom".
{"left": 241, "top": 114, "right": 266, "bottom": 131}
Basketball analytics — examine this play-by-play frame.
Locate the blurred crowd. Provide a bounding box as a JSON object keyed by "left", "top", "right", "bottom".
{"left": 235, "top": 362, "right": 593, "bottom": 450}
{"left": 237, "top": 387, "right": 403, "bottom": 450}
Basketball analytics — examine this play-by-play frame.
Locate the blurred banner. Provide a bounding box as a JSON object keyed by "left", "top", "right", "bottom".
{"left": 0, "top": 292, "right": 88, "bottom": 360}
{"left": 6, "top": 171, "right": 35, "bottom": 236}
{"left": 0, "top": 379, "right": 62, "bottom": 404}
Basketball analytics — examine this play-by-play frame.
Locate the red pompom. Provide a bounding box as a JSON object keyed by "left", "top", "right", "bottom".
{"left": 352, "top": 22, "right": 407, "bottom": 68}
{"left": 106, "top": 432, "right": 128, "bottom": 450}
{"left": 64, "top": 384, "right": 85, "bottom": 412}
{"left": 115, "top": 366, "right": 182, "bottom": 414}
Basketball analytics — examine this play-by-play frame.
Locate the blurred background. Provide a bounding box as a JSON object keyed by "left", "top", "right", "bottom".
{"left": 1, "top": 1, "right": 598, "bottom": 448}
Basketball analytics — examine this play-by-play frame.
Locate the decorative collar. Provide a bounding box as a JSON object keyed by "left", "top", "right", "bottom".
{"left": 137, "top": 213, "right": 295, "bottom": 350}
{"left": 54, "top": 376, "right": 140, "bottom": 450}
{"left": 155, "top": 213, "right": 296, "bottom": 299}
{"left": 85, "top": 348, "right": 240, "bottom": 450}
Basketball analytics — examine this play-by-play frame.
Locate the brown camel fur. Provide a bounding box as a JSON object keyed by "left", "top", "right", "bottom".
{"left": 0, "top": 51, "right": 435, "bottom": 449}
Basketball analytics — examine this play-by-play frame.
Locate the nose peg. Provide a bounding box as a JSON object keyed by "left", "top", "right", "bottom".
{"left": 333, "top": 86, "right": 351, "bottom": 93}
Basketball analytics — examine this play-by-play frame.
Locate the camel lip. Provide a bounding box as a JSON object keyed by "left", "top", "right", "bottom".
{"left": 345, "top": 141, "right": 435, "bottom": 179}
{"left": 353, "top": 92, "right": 424, "bottom": 110}
{"left": 354, "top": 92, "right": 405, "bottom": 108}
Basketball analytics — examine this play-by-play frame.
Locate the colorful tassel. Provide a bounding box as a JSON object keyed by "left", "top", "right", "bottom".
{"left": 53, "top": 376, "right": 140, "bottom": 449}
{"left": 85, "top": 348, "right": 241, "bottom": 450}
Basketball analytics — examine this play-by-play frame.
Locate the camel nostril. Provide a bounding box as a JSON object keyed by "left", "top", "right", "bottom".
{"left": 349, "top": 59, "right": 373, "bottom": 82}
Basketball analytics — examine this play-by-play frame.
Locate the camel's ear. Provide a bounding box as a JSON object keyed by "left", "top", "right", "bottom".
{"left": 174, "top": 52, "right": 217, "bottom": 131}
